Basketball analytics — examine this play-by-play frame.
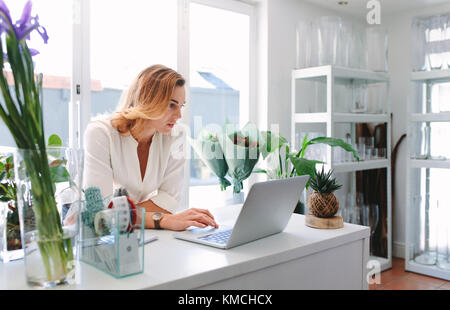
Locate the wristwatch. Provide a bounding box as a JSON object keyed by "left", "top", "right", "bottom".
{"left": 152, "top": 212, "right": 163, "bottom": 229}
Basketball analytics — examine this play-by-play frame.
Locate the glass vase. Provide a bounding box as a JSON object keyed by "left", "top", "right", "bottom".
{"left": 14, "top": 147, "right": 83, "bottom": 287}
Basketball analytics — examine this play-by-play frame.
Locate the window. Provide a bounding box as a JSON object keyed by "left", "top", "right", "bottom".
{"left": 89, "top": 0, "right": 178, "bottom": 117}
{"left": 188, "top": 1, "right": 251, "bottom": 208}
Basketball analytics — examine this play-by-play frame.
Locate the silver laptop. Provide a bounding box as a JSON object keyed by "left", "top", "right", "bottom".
{"left": 174, "top": 176, "right": 309, "bottom": 249}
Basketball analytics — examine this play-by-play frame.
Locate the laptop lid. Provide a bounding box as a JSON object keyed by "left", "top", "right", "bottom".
{"left": 226, "top": 175, "right": 309, "bottom": 248}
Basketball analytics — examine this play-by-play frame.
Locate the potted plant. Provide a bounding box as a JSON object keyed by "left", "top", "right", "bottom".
{"left": 254, "top": 132, "right": 359, "bottom": 214}
{"left": 307, "top": 166, "right": 342, "bottom": 218}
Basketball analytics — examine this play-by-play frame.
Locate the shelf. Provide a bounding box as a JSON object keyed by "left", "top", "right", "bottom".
{"left": 292, "top": 64, "right": 392, "bottom": 271}
{"left": 411, "top": 69, "right": 450, "bottom": 82}
{"left": 293, "top": 113, "right": 388, "bottom": 124}
{"left": 410, "top": 113, "right": 450, "bottom": 122}
{"left": 333, "top": 113, "right": 388, "bottom": 123}
{"left": 406, "top": 260, "right": 450, "bottom": 281}
{"left": 293, "top": 65, "right": 390, "bottom": 83}
{"left": 410, "top": 159, "right": 450, "bottom": 169}
{"left": 325, "top": 159, "right": 389, "bottom": 173}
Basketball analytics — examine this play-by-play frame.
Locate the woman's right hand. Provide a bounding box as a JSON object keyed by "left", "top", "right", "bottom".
{"left": 160, "top": 208, "right": 219, "bottom": 231}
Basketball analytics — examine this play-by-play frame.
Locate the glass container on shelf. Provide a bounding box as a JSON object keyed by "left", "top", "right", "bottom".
{"left": 351, "top": 80, "right": 368, "bottom": 113}
{"left": 438, "top": 82, "right": 450, "bottom": 112}
{"left": 338, "top": 20, "right": 352, "bottom": 67}
{"left": 412, "top": 194, "right": 438, "bottom": 265}
{"left": 426, "top": 15, "right": 444, "bottom": 70}
{"left": 366, "top": 26, "right": 388, "bottom": 72}
{"left": 349, "top": 25, "right": 366, "bottom": 70}
{"left": 318, "top": 16, "right": 342, "bottom": 66}
{"left": 410, "top": 122, "right": 450, "bottom": 160}
{"left": 436, "top": 200, "right": 450, "bottom": 270}
{"left": 412, "top": 17, "right": 428, "bottom": 72}
{"left": 296, "top": 19, "right": 312, "bottom": 69}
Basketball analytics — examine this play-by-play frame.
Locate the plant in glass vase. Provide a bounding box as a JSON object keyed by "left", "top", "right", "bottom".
{"left": 0, "top": 1, "right": 81, "bottom": 286}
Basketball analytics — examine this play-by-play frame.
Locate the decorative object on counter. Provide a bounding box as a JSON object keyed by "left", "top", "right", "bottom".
{"left": 190, "top": 129, "right": 231, "bottom": 191}
{"left": 114, "top": 187, "right": 129, "bottom": 198}
{"left": 307, "top": 167, "right": 342, "bottom": 215}
{"left": 305, "top": 166, "right": 343, "bottom": 229}
{"left": 218, "top": 122, "right": 260, "bottom": 196}
{"left": 190, "top": 122, "right": 260, "bottom": 203}
{"left": 82, "top": 187, "right": 106, "bottom": 231}
{"left": 0, "top": 1, "right": 83, "bottom": 287}
{"left": 80, "top": 198, "right": 145, "bottom": 278}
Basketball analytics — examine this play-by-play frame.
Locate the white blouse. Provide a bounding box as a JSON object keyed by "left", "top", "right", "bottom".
{"left": 83, "top": 116, "right": 187, "bottom": 214}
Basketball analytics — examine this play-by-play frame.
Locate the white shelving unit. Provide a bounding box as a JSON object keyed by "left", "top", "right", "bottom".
{"left": 291, "top": 65, "right": 392, "bottom": 271}
{"left": 405, "top": 69, "right": 450, "bottom": 280}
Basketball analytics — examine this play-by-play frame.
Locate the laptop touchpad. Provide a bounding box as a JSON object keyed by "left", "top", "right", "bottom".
{"left": 187, "top": 226, "right": 217, "bottom": 234}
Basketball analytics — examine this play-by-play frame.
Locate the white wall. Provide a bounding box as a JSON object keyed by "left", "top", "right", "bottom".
{"left": 384, "top": 2, "right": 450, "bottom": 258}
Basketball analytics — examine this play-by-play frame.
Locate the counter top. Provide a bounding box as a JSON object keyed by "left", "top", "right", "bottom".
{"left": 0, "top": 204, "right": 369, "bottom": 290}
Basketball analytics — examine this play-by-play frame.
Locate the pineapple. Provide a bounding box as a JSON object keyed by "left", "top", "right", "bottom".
{"left": 307, "top": 167, "right": 342, "bottom": 218}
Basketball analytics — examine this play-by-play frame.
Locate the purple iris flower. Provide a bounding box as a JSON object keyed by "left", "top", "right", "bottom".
{"left": 0, "top": 0, "right": 12, "bottom": 33}
{"left": 0, "top": 0, "right": 49, "bottom": 44}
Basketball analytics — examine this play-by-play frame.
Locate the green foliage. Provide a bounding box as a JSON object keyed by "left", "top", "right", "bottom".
{"left": 309, "top": 166, "right": 342, "bottom": 194}
{"left": 254, "top": 132, "right": 359, "bottom": 188}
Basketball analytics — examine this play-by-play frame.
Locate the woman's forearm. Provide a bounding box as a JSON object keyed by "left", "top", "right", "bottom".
{"left": 136, "top": 199, "right": 172, "bottom": 229}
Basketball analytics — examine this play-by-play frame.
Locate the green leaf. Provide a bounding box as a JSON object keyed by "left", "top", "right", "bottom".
{"left": 289, "top": 156, "right": 322, "bottom": 177}
{"left": 49, "top": 161, "right": 70, "bottom": 183}
{"left": 252, "top": 168, "right": 268, "bottom": 174}
{"left": 259, "top": 131, "right": 288, "bottom": 159}
{"left": 48, "top": 134, "right": 62, "bottom": 147}
{"left": 309, "top": 137, "right": 360, "bottom": 161}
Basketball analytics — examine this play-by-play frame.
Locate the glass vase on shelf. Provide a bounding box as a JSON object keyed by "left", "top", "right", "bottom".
{"left": 413, "top": 195, "right": 437, "bottom": 265}
{"left": 351, "top": 81, "right": 368, "bottom": 113}
{"left": 318, "top": 16, "right": 342, "bottom": 66}
{"left": 366, "top": 26, "right": 388, "bottom": 72}
{"left": 296, "top": 19, "right": 312, "bottom": 69}
{"left": 412, "top": 18, "right": 428, "bottom": 72}
{"left": 436, "top": 199, "right": 450, "bottom": 270}
{"left": 14, "top": 147, "right": 84, "bottom": 287}
{"left": 426, "top": 15, "right": 444, "bottom": 71}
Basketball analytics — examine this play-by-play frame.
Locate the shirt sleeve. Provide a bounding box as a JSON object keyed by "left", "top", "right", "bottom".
{"left": 83, "top": 122, "right": 114, "bottom": 198}
{"left": 150, "top": 126, "right": 187, "bottom": 214}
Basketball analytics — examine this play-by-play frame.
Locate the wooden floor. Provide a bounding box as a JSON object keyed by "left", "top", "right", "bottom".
{"left": 369, "top": 257, "right": 450, "bottom": 290}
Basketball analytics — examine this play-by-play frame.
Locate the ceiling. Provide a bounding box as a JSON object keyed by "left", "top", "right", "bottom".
{"left": 301, "top": 0, "right": 450, "bottom": 17}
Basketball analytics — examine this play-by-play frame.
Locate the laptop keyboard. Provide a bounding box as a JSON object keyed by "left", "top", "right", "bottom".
{"left": 199, "top": 229, "right": 232, "bottom": 245}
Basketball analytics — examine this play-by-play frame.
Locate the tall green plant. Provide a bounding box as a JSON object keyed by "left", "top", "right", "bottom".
{"left": 0, "top": 1, "right": 72, "bottom": 281}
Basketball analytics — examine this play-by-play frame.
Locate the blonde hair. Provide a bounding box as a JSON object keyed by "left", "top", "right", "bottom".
{"left": 111, "top": 64, "right": 185, "bottom": 135}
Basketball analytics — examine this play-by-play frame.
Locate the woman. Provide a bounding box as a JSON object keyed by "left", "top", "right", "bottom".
{"left": 84, "top": 64, "right": 218, "bottom": 231}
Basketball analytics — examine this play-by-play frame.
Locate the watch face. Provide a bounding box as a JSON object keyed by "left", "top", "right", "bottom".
{"left": 153, "top": 212, "right": 163, "bottom": 221}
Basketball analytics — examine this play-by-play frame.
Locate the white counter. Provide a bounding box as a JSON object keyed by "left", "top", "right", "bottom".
{"left": 0, "top": 204, "right": 370, "bottom": 290}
